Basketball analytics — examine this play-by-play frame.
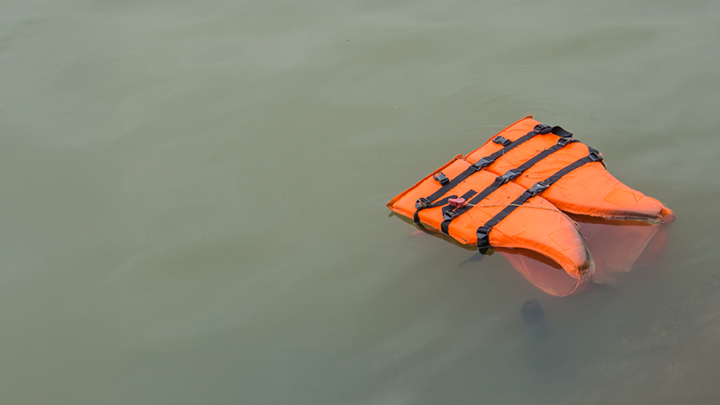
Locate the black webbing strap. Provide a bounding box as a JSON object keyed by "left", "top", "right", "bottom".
{"left": 475, "top": 147, "right": 603, "bottom": 254}
{"left": 414, "top": 124, "right": 571, "bottom": 221}
{"left": 419, "top": 125, "right": 560, "bottom": 204}
{"left": 439, "top": 137, "right": 578, "bottom": 234}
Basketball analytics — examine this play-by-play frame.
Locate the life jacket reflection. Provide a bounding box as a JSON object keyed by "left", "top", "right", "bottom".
{"left": 499, "top": 215, "right": 672, "bottom": 297}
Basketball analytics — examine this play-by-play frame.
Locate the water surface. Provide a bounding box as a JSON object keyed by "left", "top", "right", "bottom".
{"left": 1, "top": 0, "right": 720, "bottom": 404}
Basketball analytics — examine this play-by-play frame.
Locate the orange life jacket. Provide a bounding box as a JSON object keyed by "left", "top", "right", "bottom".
{"left": 387, "top": 116, "right": 673, "bottom": 280}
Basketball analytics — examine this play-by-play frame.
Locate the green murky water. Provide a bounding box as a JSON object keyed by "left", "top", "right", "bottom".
{"left": 2, "top": 0, "right": 720, "bottom": 403}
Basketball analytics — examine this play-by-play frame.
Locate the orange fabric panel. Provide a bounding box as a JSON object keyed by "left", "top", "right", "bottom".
{"left": 464, "top": 116, "right": 674, "bottom": 223}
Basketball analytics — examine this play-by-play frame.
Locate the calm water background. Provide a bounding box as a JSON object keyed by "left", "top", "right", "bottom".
{"left": 1, "top": 0, "right": 719, "bottom": 404}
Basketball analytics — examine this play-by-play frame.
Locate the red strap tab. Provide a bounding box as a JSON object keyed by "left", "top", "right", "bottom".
{"left": 448, "top": 198, "right": 467, "bottom": 208}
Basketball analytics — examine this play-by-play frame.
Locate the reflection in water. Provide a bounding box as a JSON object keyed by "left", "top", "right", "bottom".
{"left": 519, "top": 298, "right": 569, "bottom": 387}
{"left": 521, "top": 298, "right": 548, "bottom": 339}
{"left": 501, "top": 213, "right": 674, "bottom": 297}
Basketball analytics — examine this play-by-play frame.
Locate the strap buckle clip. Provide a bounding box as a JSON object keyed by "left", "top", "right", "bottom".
{"left": 527, "top": 182, "right": 549, "bottom": 196}
{"left": 498, "top": 169, "right": 520, "bottom": 184}
{"left": 472, "top": 157, "right": 492, "bottom": 171}
{"left": 556, "top": 137, "right": 574, "bottom": 147}
{"left": 477, "top": 225, "right": 492, "bottom": 241}
{"left": 433, "top": 172, "right": 450, "bottom": 185}
{"left": 534, "top": 124, "right": 552, "bottom": 135}
{"left": 415, "top": 197, "right": 430, "bottom": 209}
{"left": 492, "top": 136, "right": 512, "bottom": 146}
{"left": 588, "top": 150, "right": 603, "bottom": 162}
{"left": 443, "top": 210, "right": 459, "bottom": 221}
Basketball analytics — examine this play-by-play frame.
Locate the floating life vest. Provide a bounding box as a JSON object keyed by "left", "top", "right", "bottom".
{"left": 387, "top": 116, "right": 673, "bottom": 281}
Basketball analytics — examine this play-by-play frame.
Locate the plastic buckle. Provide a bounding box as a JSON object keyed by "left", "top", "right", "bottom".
{"left": 415, "top": 197, "right": 430, "bottom": 209}
{"left": 527, "top": 182, "right": 549, "bottom": 196}
{"left": 476, "top": 225, "right": 491, "bottom": 241}
{"left": 534, "top": 124, "right": 552, "bottom": 135}
{"left": 443, "top": 210, "right": 459, "bottom": 221}
{"left": 472, "top": 157, "right": 492, "bottom": 170}
{"left": 433, "top": 172, "right": 450, "bottom": 185}
{"left": 588, "top": 150, "right": 603, "bottom": 162}
{"left": 448, "top": 197, "right": 467, "bottom": 208}
{"left": 498, "top": 169, "right": 520, "bottom": 184}
{"left": 492, "top": 136, "right": 512, "bottom": 146}
{"left": 556, "top": 137, "right": 574, "bottom": 147}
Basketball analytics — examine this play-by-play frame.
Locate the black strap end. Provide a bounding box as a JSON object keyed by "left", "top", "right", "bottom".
{"left": 551, "top": 126, "right": 573, "bottom": 138}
